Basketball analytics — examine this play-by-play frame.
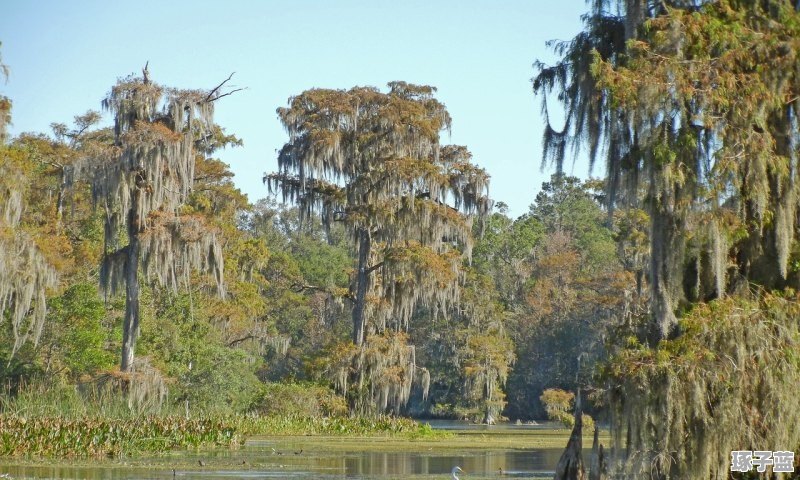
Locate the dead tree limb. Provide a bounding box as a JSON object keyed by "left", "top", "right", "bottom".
{"left": 205, "top": 73, "right": 246, "bottom": 103}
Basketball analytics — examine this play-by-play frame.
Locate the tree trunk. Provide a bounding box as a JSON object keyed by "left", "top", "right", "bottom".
{"left": 121, "top": 184, "right": 142, "bottom": 372}
{"left": 121, "top": 235, "right": 140, "bottom": 372}
{"left": 553, "top": 390, "right": 585, "bottom": 480}
{"left": 352, "top": 228, "right": 371, "bottom": 346}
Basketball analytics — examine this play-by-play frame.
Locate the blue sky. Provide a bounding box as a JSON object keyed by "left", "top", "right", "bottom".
{"left": 1, "top": 1, "right": 590, "bottom": 218}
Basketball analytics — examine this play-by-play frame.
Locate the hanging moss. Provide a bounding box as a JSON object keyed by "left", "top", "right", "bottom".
{"left": 139, "top": 212, "right": 224, "bottom": 296}
{"left": 0, "top": 229, "right": 58, "bottom": 355}
{"left": 327, "top": 332, "right": 427, "bottom": 415}
{"left": 604, "top": 291, "right": 800, "bottom": 479}
{"left": 0, "top": 66, "right": 58, "bottom": 355}
{"left": 268, "top": 83, "right": 490, "bottom": 413}
{"left": 537, "top": 3, "right": 800, "bottom": 476}
{"left": 84, "top": 73, "right": 227, "bottom": 371}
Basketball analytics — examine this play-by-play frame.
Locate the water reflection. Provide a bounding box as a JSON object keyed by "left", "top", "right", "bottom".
{"left": 0, "top": 449, "right": 567, "bottom": 479}
{"left": 337, "top": 449, "right": 562, "bottom": 476}
{"left": 0, "top": 421, "right": 578, "bottom": 479}
{"left": 424, "top": 420, "right": 559, "bottom": 431}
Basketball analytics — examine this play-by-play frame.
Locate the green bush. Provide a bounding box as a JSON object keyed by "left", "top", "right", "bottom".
{"left": 46, "top": 283, "right": 115, "bottom": 378}
{"left": 252, "top": 382, "right": 347, "bottom": 417}
{"left": 177, "top": 347, "right": 262, "bottom": 415}
{"left": 539, "top": 388, "right": 594, "bottom": 429}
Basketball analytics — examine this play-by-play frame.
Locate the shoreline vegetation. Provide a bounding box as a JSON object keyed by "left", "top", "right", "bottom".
{"left": 0, "top": 381, "right": 599, "bottom": 459}
{"left": 0, "top": 415, "right": 604, "bottom": 466}
{"left": 0, "top": 380, "right": 446, "bottom": 458}
{"left": 0, "top": 414, "right": 443, "bottom": 458}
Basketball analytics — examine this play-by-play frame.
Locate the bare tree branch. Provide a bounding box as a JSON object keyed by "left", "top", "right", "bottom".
{"left": 228, "top": 333, "right": 256, "bottom": 347}
{"left": 208, "top": 87, "right": 245, "bottom": 103}
{"left": 205, "top": 72, "right": 245, "bottom": 103}
{"left": 365, "top": 262, "right": 384, "bottom": 275}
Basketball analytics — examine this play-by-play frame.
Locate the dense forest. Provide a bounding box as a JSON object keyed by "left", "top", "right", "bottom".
{"left": 2, "top": 0, "right": 800, "bottom": 478}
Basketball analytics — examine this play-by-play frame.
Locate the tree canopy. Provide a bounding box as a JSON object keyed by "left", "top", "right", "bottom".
{"left": 267, "top": 83, "right": 491, "bottom": 413}
{"left": 535, "top": 0, "right": 800, "bottom": 477}
{"left": 85, "top": 73, "right": 228, "bottom": 371}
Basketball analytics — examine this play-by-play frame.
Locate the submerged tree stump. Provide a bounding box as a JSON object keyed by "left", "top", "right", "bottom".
{"left": 554, "top": 390, "right": 585, "bottom": 480}
{"left": 589, "top": 426, "right": 606, "bottom": 480}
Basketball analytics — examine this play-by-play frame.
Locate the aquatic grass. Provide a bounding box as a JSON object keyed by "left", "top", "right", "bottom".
{"left": 0, "top": 381, "right": 447, "bottom": 457}
{"left": 0, "top": 414, "right": 445, "bottom": 458}
{"left": 235, "top": 413, "right": 438, "bottom": 437}
{"left": 0, "top": 416, "right": 238, "bottom": 457}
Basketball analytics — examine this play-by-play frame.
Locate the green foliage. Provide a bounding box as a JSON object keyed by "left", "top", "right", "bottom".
{"left": 539, "top": 1, "right": 800, "bottom": 476}
{"left": 539, "top": 388, "right": 594, "bottom": 430}
{"left": 268, "top": 84, "right": 491, "bottom": 414}
{"left": 505, "top": 175, "right": 626, "bottom": 420}
{"left": 530, "top": 175, "right": 616, "bottom": 273}
{"left": 179, "top": 346, "right": 262, "bottom": 415}
{"left": 0, "top": 378, "right": 173, "bottom": 419}
{"left": 605, "top": 291, "right": 800, "bottom": 478}
{"left": 235, "top": 413, "right": 432, "bottom": 437}
{"left": 291, "top": 234, "right": 350, "bottom": 289}
{"left": 252, "top": 382, "right": 347, "bottom": 417}
{"left": 472, "top": 209, "right": 544, "bottom": 305}
{"left": 411, "top": 267, "right": 515, "bottom": 424}
{"left": 44, "top": 283, "right": 114, "bottom": 378}
{"left": 457, "top": 272, "right": 515, "bottom": 424}
{"left": 540, "top": 388, "right": 573, "bottom": 417}
{"left": 0, "top": 411, "right": 439, "bottom": 458}
{"left": 0, "top": 416, "right": 239, "bottom": 457}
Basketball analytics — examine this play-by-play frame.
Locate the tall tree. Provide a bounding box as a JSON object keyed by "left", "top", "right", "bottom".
{"left": 267, "top": 82, "right": 490, "bottom": 411}
{"left": 457, "top": 270, "right": 514, "bottom": 424}
{"left": 536, "top": 0, "right": 800, "bottom": 477}
{"left": 0, "top": 46, "right": 58, "bottom": 357}
{"left": 504, "top": 176, "right": 624, "bottom": 420}
{"left": 86, "top": 72, "right": 228, "bottom": 372}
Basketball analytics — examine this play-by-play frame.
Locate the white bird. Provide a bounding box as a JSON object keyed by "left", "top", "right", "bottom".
{"left": 451, "top": 466, "right": 465, "bottom": 479}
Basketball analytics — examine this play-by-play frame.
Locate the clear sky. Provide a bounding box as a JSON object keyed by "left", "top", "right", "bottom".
{"left": 1, "top": 1, "right": 590, "bottom": 218}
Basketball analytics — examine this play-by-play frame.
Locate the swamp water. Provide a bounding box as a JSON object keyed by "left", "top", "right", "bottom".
{"left": 0, "top": 421, "right": 600, "bottom": 479}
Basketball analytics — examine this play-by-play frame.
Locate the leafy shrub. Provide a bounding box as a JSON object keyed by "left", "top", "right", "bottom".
{"left": 252, "top": 382, "right": 347, "bottom": 417}
{"left": 46, "top": 283, "right": 115, "bottom": 378}
{"left": 539, "top": 388, "right": 594, "bottom": 429}
{"left": 177, "top": 347, "right": 262, "bottom": 415}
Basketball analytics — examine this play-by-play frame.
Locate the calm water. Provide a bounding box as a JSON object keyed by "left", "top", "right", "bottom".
{"left": 0, "top": 421, "right": 578, "bottom": 479}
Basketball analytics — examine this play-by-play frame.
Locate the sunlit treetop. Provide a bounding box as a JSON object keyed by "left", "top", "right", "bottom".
{"left": 535, "top": 0, "right": 800, "bottom": 338}
{"left": 269, "top": 82, "right": 489, "bottom": 239}
{"left": 78, "top": 69, "right": 238, "bottom": 371}
{"left": 267, "top": 82, "right": 491, "bottom": 340}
